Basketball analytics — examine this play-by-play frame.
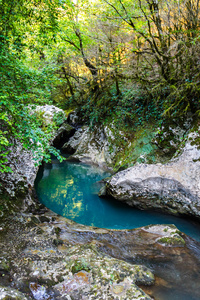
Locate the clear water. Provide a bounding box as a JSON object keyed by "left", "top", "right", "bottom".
{"left": 35, "top": 158, "right": 200, "bottom": 242}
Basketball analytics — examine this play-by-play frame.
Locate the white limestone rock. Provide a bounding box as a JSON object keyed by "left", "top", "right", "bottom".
{"left": 106, "top": 129, "right": 200, "bottom": 218}
{"left": 62, "top": 125, "right": 119, "bottom": 169}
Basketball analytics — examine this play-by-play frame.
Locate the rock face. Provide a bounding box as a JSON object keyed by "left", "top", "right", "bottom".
{"left": 106, "top": 129, "right": 200, "bottom": 218}
{"left": 62, "top": 125, "right": 118, "bottom": 169}
{"left": 0, "top": 213, "right": 159, "bottom": 300}
{"left": 0, "top": 105, "right": 67, "bottom": 213}
{"left": 53, "top": 123, "right": 75, "bottom": 149}
{"left": 62, "top": 117, "right": 191, "bottom": 171}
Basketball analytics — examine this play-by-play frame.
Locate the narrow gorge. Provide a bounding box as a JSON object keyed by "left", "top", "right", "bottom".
{"left": 1, "top": 106, "right": 200, "bottom": 300}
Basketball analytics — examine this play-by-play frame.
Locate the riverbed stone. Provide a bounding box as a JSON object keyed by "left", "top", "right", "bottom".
{"left": 1, "top": 209, "right": 200, "bottom": 299}
{"left": 0, "top": 214, "right": 157, "bottom": 300}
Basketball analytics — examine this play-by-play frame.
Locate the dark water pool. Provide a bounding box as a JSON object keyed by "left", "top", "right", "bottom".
{"left": 35, "top": 157, "right": 200, "bottom": 242}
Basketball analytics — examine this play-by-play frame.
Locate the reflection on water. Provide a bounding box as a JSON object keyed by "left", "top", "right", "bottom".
{"left": 35, "top": 159, "right": 109, "bottom": 226}
{"left": 35, "top": 158, "right": 200, "bottom": 241}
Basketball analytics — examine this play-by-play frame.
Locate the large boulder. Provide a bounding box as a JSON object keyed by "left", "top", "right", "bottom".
{"left": 62, "top": 125, "right": 119, "bottom": 169}
{"left": 106, "top": 128, "right": 200, "bottom": 218}
{"left": 62, "top": 117, "right": 191, "bottom": 172}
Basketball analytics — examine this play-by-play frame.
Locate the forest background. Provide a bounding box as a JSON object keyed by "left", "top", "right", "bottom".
{"left": 0, "top": 0, "right": 199, "bottom": 172}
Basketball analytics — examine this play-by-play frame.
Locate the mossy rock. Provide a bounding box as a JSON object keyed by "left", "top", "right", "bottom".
{"left": 157, "top": 236, "right": 185, "bottom": 246}
{"left": 71, "top": 259, "right": 91, "bottom": 274}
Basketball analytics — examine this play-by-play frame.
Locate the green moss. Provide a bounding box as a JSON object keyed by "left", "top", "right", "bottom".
{"left": 158, "top": 236, "right": 185, "bottom": 246}
{"left": 71, "top": 259, "right": 91, "bottom": 274}
{"left": 188, "top": 120, "right": 200, "bottom": 150}
{"left": 108, "top": 122, "right": 161, "bottom": 171}
{"left": 170, "top": 230, "right": 182, "bottom": 235}
{"left": 55, "top": 227, "right": 61, "bottom": 236}
{"left": 1, "top": 261, "right": 10, "bottom": 271}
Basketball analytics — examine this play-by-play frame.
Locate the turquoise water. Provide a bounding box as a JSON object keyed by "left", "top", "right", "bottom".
{"left": 35, "top": 158, "right": 200, "bottom": 242}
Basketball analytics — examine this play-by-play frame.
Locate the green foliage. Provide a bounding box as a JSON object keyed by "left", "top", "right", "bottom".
{"left": 53, "top": 111, "right": 66, "bottom": 126}
{"left": 0, "top": 48, "right": 55, "bottom": 172}
{"left": 0, "top": 0, "right": 63, "bottom": 173}
{"left": 163, "top": 81, "right": 200, "bottom": 117}
{"left": 52, "top": 0, "right": 200, "bottom": 126}
{"left": 76, "top": 83, "right": 164, "bottom": 130}
{"left": 1, "top": 0, "right": 199, "bottom": 173}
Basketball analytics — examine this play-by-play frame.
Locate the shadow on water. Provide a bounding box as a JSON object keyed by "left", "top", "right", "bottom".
{"left": 35, "top": 158, "right": 200, "bottom": 300}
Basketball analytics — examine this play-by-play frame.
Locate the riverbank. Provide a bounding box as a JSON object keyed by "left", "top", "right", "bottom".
{"left": 1, "top": 106, "right": 200, "bottom": 299}
{"left": 1, "top": 205, "right": 200, "bottom": 300}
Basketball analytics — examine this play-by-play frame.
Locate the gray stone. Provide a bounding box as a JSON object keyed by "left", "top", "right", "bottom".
{"left": 0, "top": 286, "right": 30, "bottom": 300}
{"left": 1, "top": 209, "right": 200, "bottom": 300}
{"left": 62, "top": 125, "right": 119, "bottom": 169}
{"left": 106, "top": 129, "right": 200, "bottom": 218}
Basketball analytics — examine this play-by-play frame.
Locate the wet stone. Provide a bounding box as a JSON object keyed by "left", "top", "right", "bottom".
{"left": 2, "top": 213, "right": 200, "bottom": 300}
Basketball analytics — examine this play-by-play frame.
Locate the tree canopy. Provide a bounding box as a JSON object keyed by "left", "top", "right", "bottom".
{"left": 0, "top": 0, "right": 200, "bottom": 172}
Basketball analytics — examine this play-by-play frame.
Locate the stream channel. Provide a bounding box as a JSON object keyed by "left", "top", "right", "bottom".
{"left": 35, "top": 156, "right": 200, "bottom": 300}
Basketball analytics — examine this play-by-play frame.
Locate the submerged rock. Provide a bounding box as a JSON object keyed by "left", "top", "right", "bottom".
{"left": 106, "top": 128, "right": 200, "bottom": 219}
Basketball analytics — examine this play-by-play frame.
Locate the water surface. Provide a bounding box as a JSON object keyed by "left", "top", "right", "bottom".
{"left": 35, "top": 158, "right": 200, "bottom": 242}
{"left": 35, "top": 158, "right": 200, "bottom": 300}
